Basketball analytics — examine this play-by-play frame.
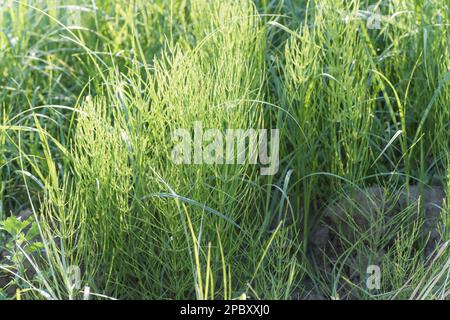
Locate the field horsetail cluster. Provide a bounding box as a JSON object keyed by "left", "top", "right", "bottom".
{"left": 0, "top": 0, "right": 449, "bottom": 300}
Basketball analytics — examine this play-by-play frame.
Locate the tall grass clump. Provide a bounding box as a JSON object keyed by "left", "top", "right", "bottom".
{"left": 7, "top": 0, "right": 301, "bottom": 299}
{"left": 0, "top": 0, "right": 448, "bottom": 300}
{"left": 275, "top": 0, "right": 449, "bottom": 298}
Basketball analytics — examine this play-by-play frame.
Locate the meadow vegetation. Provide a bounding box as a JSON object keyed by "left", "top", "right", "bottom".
{"left": 0, "top": 0, "right": 449, "bottom": 299}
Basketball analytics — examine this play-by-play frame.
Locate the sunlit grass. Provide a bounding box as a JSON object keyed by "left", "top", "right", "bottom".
{"left": 0, "top": 0, "right": 448, "bottom": 300}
